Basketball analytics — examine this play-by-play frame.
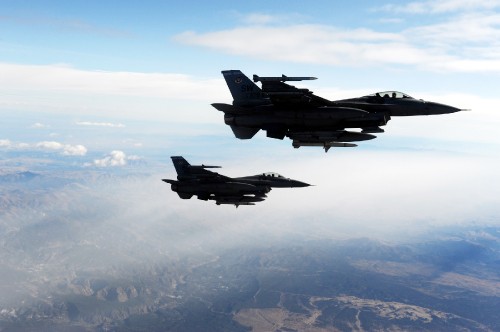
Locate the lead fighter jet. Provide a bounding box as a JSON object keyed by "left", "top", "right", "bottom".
{"left": 162, "top": 156, "right": 310, "bottom": 207}
{"left": 212, "top": 70, "right": 467, "bottom": 152}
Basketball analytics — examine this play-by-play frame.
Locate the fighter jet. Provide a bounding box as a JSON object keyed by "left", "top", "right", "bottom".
{"left": 212, "top": 70, "right": 467, "bottom": 152}
{"left": 162, "top": 156, "right": 310, "bottom": 207}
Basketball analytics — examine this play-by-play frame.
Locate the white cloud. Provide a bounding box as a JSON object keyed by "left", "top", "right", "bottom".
{"left": 237, "top": 12, "right": 306, "bottom": 25}
{"left": 0, "top": 139, "right": 12, "bottom": 147}
{"left": 379, "top": 0, "right": 500, "bottom": 14}
{"left": 90, "top": 150, "right": 140, "bottom": 167}
{"left": 61, "top": 144, "right": 88, "bottom": 156}
{"left": 175, "top": 25, "right": 411, "bottom": 66}
{"left": 0, "top": 139, "right": 30, "bottom": 150}
{"left": 408, "top": 13, "right": 500, "bottom": 44}
{"left": 0, "top": 139, "right": 87, "bottom": 156}
{"left": 35, "top": 141, "right": 63, "bottom": 150}
{"left": 378, "top": 18, "right": 404, "bottom": 24}
{"left": 174, "top": 12, "right": 500, "bottom": 73}
{"left": 126, "top": 155, "right": 141, "bottom": 161}
{"left": 242, "top": 13, "right": 276, "bottom": 25}
{"left": 30, "top": 122, "right": 48, "bottom": 128}
{"left": 35, "top": 141, "right": 87, "bottom": 156}
{"left": 0, "top": 62, "right": 226, "bottom": 123}
{"left": 228, "top": 148, "right": 500, "bottom": 238}
{"left": 0, "top": 62, "right": 224, "bottom": 100}
{"left": 76, "top": 121, "right": 125, "bottom": 128}
{"left": 122, "top": 139, "right": 143, "bottom": 148}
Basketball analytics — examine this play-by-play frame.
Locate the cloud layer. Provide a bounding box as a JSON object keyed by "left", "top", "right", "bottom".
{"left": 379, "top": 0, "right": 500, "bottom": 14}
{"left": 1, "top": 139, "right": 87, "bottom": 156}
{"left": 0, "top": 62, "right": 226, "bottom": 123}
{"left": 0, "top": 62, "right": 225, "bottom": 100}
{"left": 76, "top": 121, "right": 125, "bottom": 128}
{"left": 175, "top": 10, "right": 500, "bottom": 73}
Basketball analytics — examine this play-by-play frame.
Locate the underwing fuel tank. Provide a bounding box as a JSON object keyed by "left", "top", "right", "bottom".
{"left": 287, "top": 131, "right": 376, "bottom": 142}
{"left": 216, "top": 202, "right": 256, "bottom": 206}
{"left": 287, "top": 130, "right": 374, "bottom": 152}
{"left": 215, "top": 195, "right": 265, "bottom": 205}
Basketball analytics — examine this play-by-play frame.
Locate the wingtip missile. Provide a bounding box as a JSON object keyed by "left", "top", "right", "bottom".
{"left": 188, "top": 164, "right": 221, "bottom": 169}
{"left": 200, "top": 164, "right": 222, "bottom": 169}
{"left": 253, "top": 74, "right": 317, "bottom": 83}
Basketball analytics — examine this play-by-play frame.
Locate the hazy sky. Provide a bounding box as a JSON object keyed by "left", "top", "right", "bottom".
{"left": 1, "top": 0, "right": 500, "bottom": 236}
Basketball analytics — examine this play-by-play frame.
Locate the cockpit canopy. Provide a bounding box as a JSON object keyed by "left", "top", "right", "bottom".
{"left": 262, "top": 172, "right": 285, "bottom": 178}
{"left": 366, "top": 91, "right": 413, "bottom": 99}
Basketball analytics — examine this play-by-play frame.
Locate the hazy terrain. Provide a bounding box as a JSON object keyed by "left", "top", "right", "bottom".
{"left": 3, "top": 1, "right": 500, "bottom": 331}
{"left": 1, "top": 164, "right": 499, "bottom": 332}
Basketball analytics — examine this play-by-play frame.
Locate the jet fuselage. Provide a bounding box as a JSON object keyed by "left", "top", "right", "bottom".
{"left": 218, "top": 104, "right": 388, "bottom": 130}
{"left": 335, "top": 93, "right": 463, "bottom": 116}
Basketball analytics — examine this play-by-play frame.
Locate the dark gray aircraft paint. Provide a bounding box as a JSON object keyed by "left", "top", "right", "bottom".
{"left": 212, "top": 70, "right": 467, "bottom": 152}
{"left": 163, "top": 156, "right": 309, "bottom": 207}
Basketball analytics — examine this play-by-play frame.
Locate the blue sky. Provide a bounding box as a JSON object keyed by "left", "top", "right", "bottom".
{"left": 1, "top": 0, "right": 500, "bottom": 234}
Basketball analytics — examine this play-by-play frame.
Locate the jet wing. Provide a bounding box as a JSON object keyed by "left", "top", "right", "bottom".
{"left": 207, "top": 181, "right": 270, "bottom": 206}
{"left": 260, "top": 81, "right": 332, "bottom": 108}
{"left": 212, "top": 195, "right": 266, "bottom": 206}
{"left": 193, "top": 172, "right": 232, "bottom": 183}
{"left": 177, "top": 168, "right": 232, "bottom": 184}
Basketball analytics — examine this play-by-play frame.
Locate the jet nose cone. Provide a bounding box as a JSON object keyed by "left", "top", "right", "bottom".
{"left": 426, "top": 102, "right": 462, "bottom": 115}
{"left": 290, "top": 180, "right": 311, "bottom": 187}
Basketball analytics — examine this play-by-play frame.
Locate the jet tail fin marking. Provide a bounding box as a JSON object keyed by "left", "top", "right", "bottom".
{"left": 221, "top": 70, "right": 269, "bottom": 107}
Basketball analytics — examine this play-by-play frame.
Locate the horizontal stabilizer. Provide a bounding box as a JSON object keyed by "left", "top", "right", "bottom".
{"left": 211, "top": 103, "right": 252, "bottom": 114}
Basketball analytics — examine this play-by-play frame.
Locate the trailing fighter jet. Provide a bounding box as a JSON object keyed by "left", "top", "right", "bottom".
{"left": 162, "top": 156, "right": 310, "bottom": 207}
{"left": 212, "top": 70, "right": 467, "bottom": 152}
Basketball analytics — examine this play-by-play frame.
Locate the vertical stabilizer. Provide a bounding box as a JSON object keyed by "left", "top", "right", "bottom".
{"left": 221, "top": 70, "right": 269, "bottom": 107}
{"left": 171, "top": 156, "right": 190, "bottom": 177}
